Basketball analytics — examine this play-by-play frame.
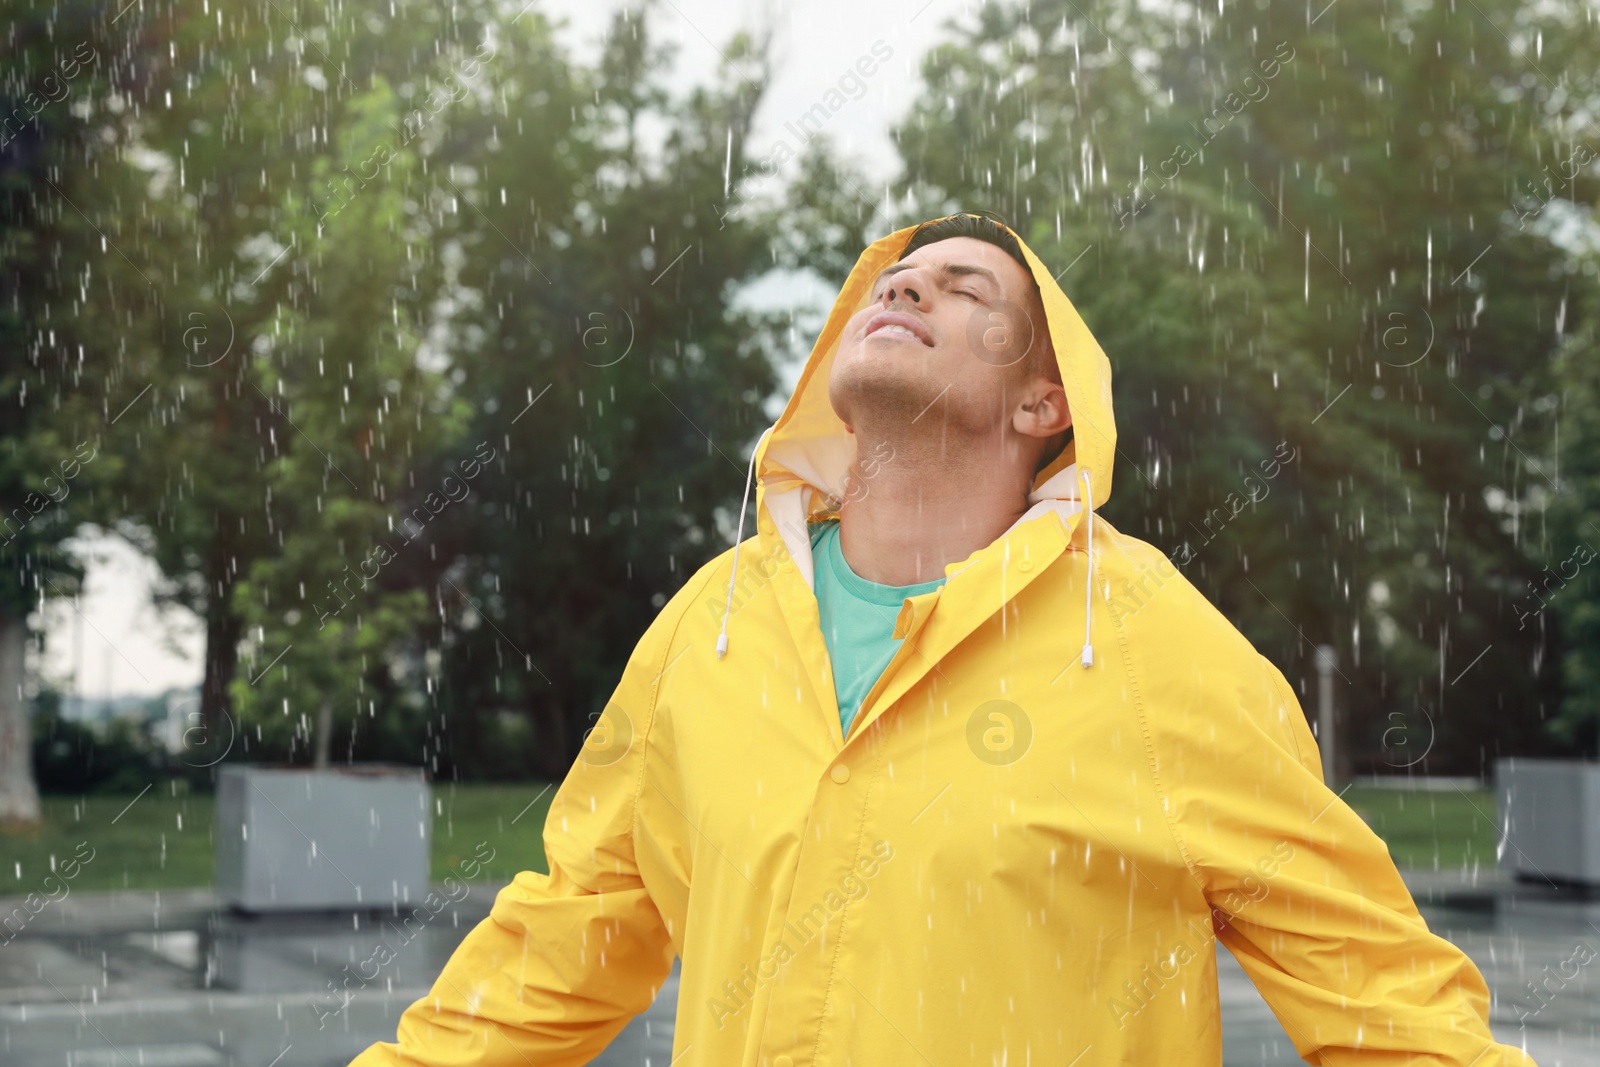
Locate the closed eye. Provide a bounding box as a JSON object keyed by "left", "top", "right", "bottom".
{"left": 953, "top": 289, "right": 981, "bottom": 300}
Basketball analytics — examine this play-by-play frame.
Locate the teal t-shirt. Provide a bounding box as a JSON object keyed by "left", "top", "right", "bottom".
{"left": 809, "top": 520, "right": 947, "bottom": 736}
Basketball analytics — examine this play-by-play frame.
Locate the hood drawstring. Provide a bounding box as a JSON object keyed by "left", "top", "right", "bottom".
{"left": 717, "top": 427, "right": 773, "bottom": 660}
{"left": 1079, "top": 466, "right": 1096, "bottom": 668}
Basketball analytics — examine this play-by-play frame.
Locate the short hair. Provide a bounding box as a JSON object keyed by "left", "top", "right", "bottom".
{"left": 900, "top": 212, "right": 1071, "bottom": 474}
{"left": 901, "top": 211, "right": 1032, "bottom": 280}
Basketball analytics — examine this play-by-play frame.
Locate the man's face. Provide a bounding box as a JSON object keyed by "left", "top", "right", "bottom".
{"left": 828, "top": 236, "right": 1051, "bottom": 439}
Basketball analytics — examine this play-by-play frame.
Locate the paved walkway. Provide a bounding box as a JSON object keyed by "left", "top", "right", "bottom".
{"left": 1, "top": 868, "right": 1594, "bottom": 1066}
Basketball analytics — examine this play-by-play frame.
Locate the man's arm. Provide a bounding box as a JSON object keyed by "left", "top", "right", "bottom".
{"left": 347, "top": 613, "right": 678, "bottom": 1067}
{"left": 1157, "top": 650, "right": 1534, "bottom": 1066}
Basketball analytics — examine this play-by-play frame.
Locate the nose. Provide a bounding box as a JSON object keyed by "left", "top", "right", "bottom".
{"left": 881, "top": 265, "right": 932, "bottom": 305}
{"left": 884, "top": 280, "right": 921, "bottom": 304}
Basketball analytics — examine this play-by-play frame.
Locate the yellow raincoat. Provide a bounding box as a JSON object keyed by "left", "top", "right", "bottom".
{"left": 351, "top": 217, "right": 1534, "bottom": 1066}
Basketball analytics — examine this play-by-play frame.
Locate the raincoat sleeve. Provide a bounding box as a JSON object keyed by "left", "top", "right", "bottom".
{"left": 1164, "top": 651, "right": 1535, "bottom": 1067}
{"left": 347, "top": 613, "right": 679, "bottom": 1067}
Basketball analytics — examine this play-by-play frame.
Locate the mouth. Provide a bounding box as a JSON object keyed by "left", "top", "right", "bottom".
{"left": 863, "top": 312, "right": 934, "bottom": 347}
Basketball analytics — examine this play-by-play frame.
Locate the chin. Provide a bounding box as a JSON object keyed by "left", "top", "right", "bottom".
{"left": 829, "top": 357, "right": 947, "bottom": 428}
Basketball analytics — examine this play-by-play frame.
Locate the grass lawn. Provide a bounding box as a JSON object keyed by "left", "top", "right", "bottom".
{"left": 0, "top": 780, "right": 1499, "bottom": 894}
{"left": 0, "top": 780, "right": 557, "bottom": 895}
{"left": 1343, "top": 785, "right": 1501, "bottom": 871}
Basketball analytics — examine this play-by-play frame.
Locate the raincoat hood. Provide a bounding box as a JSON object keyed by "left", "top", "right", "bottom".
{"left": 759, "top": 213, "right": 1115, "bottom": 522}
{"left": 355, "top": 217, "right": 1535, "bottom": 1067}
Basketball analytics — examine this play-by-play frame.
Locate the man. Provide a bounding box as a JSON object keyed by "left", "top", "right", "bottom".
{"left": 351, "top": 213, "right": 1533, "bottom": 1066}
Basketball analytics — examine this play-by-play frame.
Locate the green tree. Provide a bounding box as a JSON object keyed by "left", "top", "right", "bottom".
{"left": 1551, "top": 283, "right": 1600, "bottom": 755}
{"left": 0, "top": 2, "right": 134, "bottom": 822}
{"left": 94, "top": 0, "right": 457, "bottom": 764}
{"left": 227, "top": 76, "right": 456, "bottom": 767}
{"left": 423, "top": 3, "right": 789, "bottom": 778}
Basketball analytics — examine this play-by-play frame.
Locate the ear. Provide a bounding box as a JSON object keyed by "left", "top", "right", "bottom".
{"left": 1012, "top": 378, "right": 1071, "bottom": 442}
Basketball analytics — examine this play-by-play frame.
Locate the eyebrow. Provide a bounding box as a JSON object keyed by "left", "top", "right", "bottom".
{"left": 871, "top": 261, "right": 1002, "bottom": 294}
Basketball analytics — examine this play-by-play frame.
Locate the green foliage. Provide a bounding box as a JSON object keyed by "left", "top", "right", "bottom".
{"left": 85, "top": 0, "right": 403, "bottom": 752}
{"left": 0, "top": 1, "right": 126, "bottom": 618}
{"left": 419, "top": 3, "right": 789, "bottom": 777}
{"left": 30, "top": 707, "right": 164, "bottom": 795}
{"left": 1551, "top": 297, "right": 1600, "bottom": 752}
{"left": 225, "top": 73, "right": 452, "bottom": 766}
{"left": 6, "top": 0, "right": 792, "bottom": 777}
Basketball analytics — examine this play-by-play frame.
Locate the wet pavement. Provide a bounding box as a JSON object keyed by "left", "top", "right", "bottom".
{"left": 1, "top": 868, "right": 1595, "bottom": 1066}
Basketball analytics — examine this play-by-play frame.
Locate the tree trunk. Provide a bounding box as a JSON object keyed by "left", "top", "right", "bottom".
{"left": 313, "top": 693, "right": 332, "bottom": 770}
{"left": 0, "top": 604, "right": 42, "bottom": 826}
{"left": 531, "top": 697, "right": 568, "bottom": 782}
{"left": 199, "top": 529, "right": 241, "bottom": 771}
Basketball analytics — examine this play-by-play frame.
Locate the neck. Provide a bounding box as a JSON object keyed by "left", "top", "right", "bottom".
{"left": 835, "top": 428, "right": 1033, "bottom": 586}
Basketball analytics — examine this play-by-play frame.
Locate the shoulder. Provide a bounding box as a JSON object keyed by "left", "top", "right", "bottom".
{"left": 642, "top": 532, "right": 794, "bottom": 654}
{"left": 1090, "top": 518, "right": 1246, "bottom": 656}
{"left": 649, "top": 541, "right": 744, "bottom": 647}
{"left": 1090, "top": 518, "right": 1312, "bottom": 767}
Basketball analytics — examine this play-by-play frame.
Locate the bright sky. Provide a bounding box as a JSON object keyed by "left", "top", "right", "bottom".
{"left": 37, "top": 531, "right": 208, "bottom": 702}
{"left": 568, "top": 0, "right": 966, "bottom": 181}
{"left": 38, "top": 0, "right": 966, "bottom": 701}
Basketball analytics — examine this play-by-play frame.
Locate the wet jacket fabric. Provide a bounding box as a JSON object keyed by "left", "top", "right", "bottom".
{"left": 350, "top": 217, "right": 1534, "bottom": 1067}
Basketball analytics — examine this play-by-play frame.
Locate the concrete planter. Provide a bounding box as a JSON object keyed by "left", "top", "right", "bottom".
{"left": 215, "top": 764, "right": 430, "bottom": 912}
{"left": 1495, "top": 758, "right": 1600, "bottom": 888}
